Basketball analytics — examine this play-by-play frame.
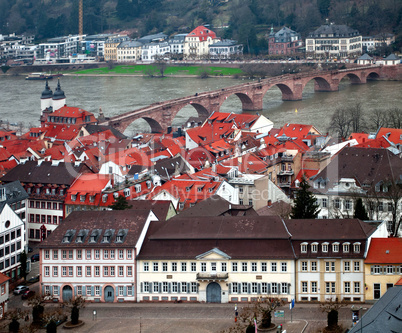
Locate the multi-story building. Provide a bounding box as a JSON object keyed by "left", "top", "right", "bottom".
{"left": 117, "top": 40, "right": 142, "bottom": 62}
{"left": 169, "top": 34, "right": 187, "bottom": 55}
{"left": 141, "top": 42, "right": 170, "bottom": 62}
{"left": 268, "top": 26, "right": 303, "bottom": 56}
{"left": 362, "top": 33, "right": 395, "bottom": 53}
{"left": 137, "top": 216, "right": 296, "bottom": 303}
{"left": 306, "top": 23, "right": 362, "bottom": 59}
{"left": 0, "top": 183, "right": 27, "bottom": 284}
{"left": 364, "top": 238, "right": 402, "bottom": 301}
{"left": 104, "top": 35, "right": 130, "bottom": 62}
{"left": 288, "top": 218, "right": 387, "bottom": 303}
{"left": 0, "top": 272, "right": 10, "bottom": 319}
{"left": 39, "top": 209, "right": 158, "bottom": 302}
{"left": 209, "top": 40, "right": 243, "bottom": 60}
{"left": 1, "top": 161, "right": 91, "bottom": 243}
{"left": 183, "top": 26, "right": 219, "bottom": 59}
{"left": 82, "top": 34, "right": 114, "bottom": 60}
{"left": 35, "top": 35, "right": 83, "bottom": 64}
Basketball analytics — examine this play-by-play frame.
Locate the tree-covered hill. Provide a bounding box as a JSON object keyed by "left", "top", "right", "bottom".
{"left": 1, "top": 0, "right": 401, "bottom": 53}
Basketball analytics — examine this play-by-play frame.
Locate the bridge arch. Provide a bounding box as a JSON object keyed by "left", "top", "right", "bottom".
{"left": 338, "top": 72, "right": 363, "bottom": 84}
{"left": 141, "top": 117, "right": 164, "bottom": 133}
{"left": 274, "top": 83, "right": 297, "bottom": 101}
{"left": 186, "top": 102, "right": 210, "bottom": 118}
{"left": 366, "top": 71, "right": 380, "bottom": 80}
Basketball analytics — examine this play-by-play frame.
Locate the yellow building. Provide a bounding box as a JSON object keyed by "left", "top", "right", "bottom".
{"left": 104, "top": 35, "right": 130, "bottom": 62}
{"left": 364, "top": 238, "right": 402, "bottom": 301}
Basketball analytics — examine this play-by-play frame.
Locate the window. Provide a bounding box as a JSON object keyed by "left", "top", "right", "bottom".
{"left": 44, "top": 266, "right": 50, "bottom": 276}
{"left": 301, "top": 262, "right": 308, "bottom": 271}
{"left": 62, "top": 266, "right": 67, "bottom": 276}
{"left": 251, "top": 262, "right": 257, "bottom": 272}
{"left": 343, "top": 243, "right": 350, "bottom": 253}
{"left": 344, "top": 261, "right": 350, "bottom": 272}
{"left": 252, "top": 282, "right": 258, "bottom": 293}
{"left": 354, "top": 282, "right": 360, "bottom": 293}
{"left": 62, "top": 250, "right": 67, "bottom": 259}
{"left": 181, "top": 282, "right": 187, "bottom": 293}
{"left": 301, "top": 243, "right": 308, "bottom": 253}
{"left": 181, "top": 262, "right": 187, "bottom": 272}
{"left": 261, "top": 283, "right": 268, "bottom": 294}
{"left": 162, "top": 282, "right": 168, "bottom": 293}
{"left": 144, "top": 262, "right": 149, "bottom": 272}
{"left": 386, "top": 265, "right": 394, "bottom": 274}
{"left": 53, "top": 266, "right": 58, "bottom": 276}
{"left": 191, "top": 262, "right": 196, "bottom": 272}
{"left": 322, "top": 198, "right": 327, "bottom": 208}
{"left": 86, "top": 266, "right": 91, "bottom": 276}
{"left": 232, "top": 283, "right": 238, "bottom": 293}
{"left": 68, "top": 266, "right": 73, "bottom": 276}
{"left": 127, "top": 250, "right": 132, "bottom": 259}
{"left": 345, "top": 282, "right": 350, "bottom": 293}
{"left": 201, "top": 263, "right": 206, "bottom": 272}
{"left": 95, "top": 286, "right": 100, "bottom": 296}
{"left": 172, "top": 262, "right": 177, "bottom": 272}
{"left": 353, "top": 243, "right": 360, "bottom": 253}
{"left": 311, "top": 261, "right": 317, "bottom": 271}
{"left": 153, "top": 262, "right": 159, "bottom": 272}
{"left": 332, "top": 243, "right": 339, "bottom": 252}
{"left": 128, "top": 286, "right": 133, "bottom": 296}
{"left": 104, "top": 250, "right": 109, "bottom": 259}
{"left": 172, "top": 282, "right": 178, "bottom": 293}
{"left": 45, "top": 250, "right": 50, "bottom": 259}
{"left": 232, "top": 262, "right": 238, "bottom": 272}
{"left": 271, "top": 262, "right": 277, "bottom": 272}
{"left": 271, "top": 283, "right": 278, "bottom": 294}
{"left": 281, "top": 283, "right": 288, "bottom": 294}
{"left": 281, "top": 262, "right": 287, "bottom": 272}
{"left": 118, "top": 286, "right": 124, "bottom": 296}
{"left": 242, "top": 262, "right": 248, "bottom": 272}
{"left": 221, "top": 262, "right": 227, "bottom": 272}
{"left": 322, "top": 243, "right": 328, "bottom": 252}
{"left": 261, "top": 262, "right": 267, "bottom": 272}
{"left": 104, "top": 266, "right": 109, "bottom": 276}
{"left": 119, "top": 250, "right": 124, "bottom": 259}
{"left": 311, "top": 243, "right": 318, "bottom": 253}
{"left": 76, "top": 266, "right": 82, "bottom": 276}
{"left": 345, "top": 200, "right": 352, "bottom": 210}
{"left": 95, "top": 266, "right": 100, "bottom": 276}
{"left": 354, "top": 261, "right": 360, "bottom": 272}
{"left": 85, "top": 250, "right": 91, "bottom": 260}
{"left": 77, "top": 286, "right": 82, "bottom": 296}
{"left": 311, "top": 282, "right": 317, "bottom": 293}
{"left": 302, "top": 282, "right": 308, "bottom": 293}
{"left": 127, "top": 266, "right": 132, "bottom": 276}
{"left": 372, "top": 265, "right": 381, "bottom": 274}
{"left": 334, "top": 198, "right": 341, "bottom": 209}
{"left": 110, "top": 266, "right": 115, "bottom": 276}
{"left": 242, "top": 282, "right": 248, "bottom": 293}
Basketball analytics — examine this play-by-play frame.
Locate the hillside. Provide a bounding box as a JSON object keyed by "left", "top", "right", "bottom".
{"left": 1, "top": 0, "right": 401, "bottom": 53}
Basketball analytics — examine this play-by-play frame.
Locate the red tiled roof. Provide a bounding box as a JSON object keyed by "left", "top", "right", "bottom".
{"left": 365, "top": 238, "right": 402, "bottom": 264}
{"left": 395, "top": 277, "right": 402, "bottom": 286}
{"left": 0, "top": 272, "right": 10, "bottom": 284}
{"left": 349, "top": 132, "right": 370, "bottom": 144}
{"left": 186, "top": 122, "right": 234, "bottom": 146}
{"left": 187, "top": 26, "right": 217, "bottom": 41}
{"left": 43, "top": 124, "right": 81, "bottom": 144}
{"left": 376, "top": 127, "right": 402, "bottom": 144}
{"left": 278, "top": 123, "right": 321, "bottom": 138}
{"left": 46, "top": 106, "right": 97, "bottom": 126}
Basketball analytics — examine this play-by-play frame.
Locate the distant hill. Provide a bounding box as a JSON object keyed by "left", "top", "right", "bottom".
{"left": 1, "top": 0, "right": 401, "bottom": 54}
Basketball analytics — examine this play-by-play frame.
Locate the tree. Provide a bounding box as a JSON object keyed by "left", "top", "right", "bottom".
{"left": 19, "top": 250, "right": 28, "bottom": 281}
{"left": 64, "top": 296, "right": 86, "bottom": 325}
{"left": 354, "top": 198, "right": 369, "bottom": 220}
{"left": 291, "top": 176, "right": 320, "bottom": 219}
{"left": 109, "top": 195, "right": 133, "bottom": 210}
{"left": 320, "top": 298, "right": 347, "bottom": 331}
{"left": 154, "top": 55, "right": 168, "bottom": 77}
{"left": 28, "top": 295, "right": 46, "bottom": 325}
{"left": 328, "top": 103, "right": 367, "bottom": 139}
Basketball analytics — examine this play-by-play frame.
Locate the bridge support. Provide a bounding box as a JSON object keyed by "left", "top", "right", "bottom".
{"left": 281, "top": 83, "right": 303, "bottom": 101}
{"left": 242, "top": 92, "right": 263, "bottom": 111}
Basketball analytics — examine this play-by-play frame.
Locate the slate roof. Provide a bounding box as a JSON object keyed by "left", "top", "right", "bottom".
{"left": 175, "top": 194, "right": 257, "bottom": 218}
{"left": 127, "top": 200, "right": 175, "bottom": 221}
{"left": 309, "top": 24, "right": 360, "bottom": 38}
{"left": 138, "top": 216, "right": 295, "bottom": 260}
{"left": 365, "top": 238, "right": 402, "bottom": 264}
{"left": 348, "top": 286, "right": 402, "bottom": 333}
{"left": 152, "top": 155, "right": 190, "bottom": 181}
{"left": 0, "top": 181, "right": 29, "bottom": 213}
{"left": 39, "top": 210, "right": 153, "bottom": 249}
{"left": 0, "top": 161, "right": 91, "bottom": 185}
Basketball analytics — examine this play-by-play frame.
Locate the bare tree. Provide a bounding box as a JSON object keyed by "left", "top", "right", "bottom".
{"left": 154, "top": 55, "right": 168, "bottom": 77}
{"left": 320, "top": 298, "right": 348, "bottom": 331}
{"left": 328, "top": 103, "right": 367, "bottom": 139}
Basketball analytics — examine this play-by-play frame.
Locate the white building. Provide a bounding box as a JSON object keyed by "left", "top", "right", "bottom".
{"left": 209, "top": 39, "right": 243, "bottom": 60}
{"left": 183, "top": 26, "right": 219, "bottom": 59}
{"left": 39, "top": 209, "right": 158, "bottom": 302}
{"left": 117, "top": 40, "right": 142, "bottom": 62}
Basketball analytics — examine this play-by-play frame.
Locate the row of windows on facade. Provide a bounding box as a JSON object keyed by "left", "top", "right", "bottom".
{"left": 28, "top": 187, "right": 65, "bottom": 197}
{"left": 319, "top": 197, "right": 396, "bottom": 212}
{"left": 0, "top": 240, "right": 22, "bottom": 257}
{"left": 44, "top": 265, "right": 133, "bottom": 277}
{"left": 0, "top": 229, "right": 21, "bottom": 245}
{"left": 300, "top": 260, "right": 361, "bottom": 272}
{"left": 44, "top": 285, "right": 134, "bottom": 298}
{"left": 9, "top": 201, "right": 25, "bottom": 211}
{"left": 308, "top": 39, "right": 361, "bottom": 45}
{"left": 143, "top": 261, "right": 289, "bottom": 273}
{"left": 47, "top": 116, "right": 80, "bottom": 124}
{"left": 300, "top": 242, "right": 360, "bottom": 253}
{"left": 29, "top": 214, "right": 62, "bottom": 224}
{"left": 300, "top": 281, "right": 361, "bottom": 294}
{"left": 29, "top": 229, "right": 52, "bottom": 239}
{"left": 370, "top": 265, "right": 402, "bottom": 275}
{"left": 43, "top": 249, "right": 133, "bottom": 260}
{"left": 0, "top": 253, "right": 21, "bottom": 271}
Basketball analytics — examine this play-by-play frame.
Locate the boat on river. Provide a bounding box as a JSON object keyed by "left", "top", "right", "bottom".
{"left": 25, "top": 72, "right": 54, "bottom": 80}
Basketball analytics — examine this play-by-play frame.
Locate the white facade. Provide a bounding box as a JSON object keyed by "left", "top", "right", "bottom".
{"left": 137, "top": 248, "right": 294, "bottom": 303}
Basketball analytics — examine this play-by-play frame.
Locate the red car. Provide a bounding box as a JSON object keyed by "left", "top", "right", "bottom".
{"left": 21, "top": 290, "right": 35, "bottom": 300}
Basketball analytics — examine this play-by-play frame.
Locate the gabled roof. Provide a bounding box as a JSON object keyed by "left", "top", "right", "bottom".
{"left": 186, "top": 26, "right": 217, "bottom": 41}
{"left": 365, "top": 238, "right": 402, "bottom": 264}
{"left": 0, "top": 181, "right": 29, "bottom": 204}
{"left": 0, "top": 272, "right": 10, "bottom": 284}
{"left": 47, "top": 106, "right": 97, "bottom": 125}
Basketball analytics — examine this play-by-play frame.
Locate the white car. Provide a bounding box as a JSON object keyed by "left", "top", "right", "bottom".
{"left": 13, "top": 285, "right": 29, "bottom": 295}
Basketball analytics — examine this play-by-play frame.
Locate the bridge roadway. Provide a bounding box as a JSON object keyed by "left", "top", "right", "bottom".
{"left": 100, "top": 65, "right": 386, "bottom": 133}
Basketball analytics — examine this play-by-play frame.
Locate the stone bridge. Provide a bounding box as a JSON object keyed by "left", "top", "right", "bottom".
{"left": 101, "top": 65, "right": 390, "bottom": 133}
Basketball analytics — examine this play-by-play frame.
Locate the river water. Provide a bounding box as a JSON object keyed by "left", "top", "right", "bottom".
{"left": 0, "top": 74, "right": 401, "bottom": 135}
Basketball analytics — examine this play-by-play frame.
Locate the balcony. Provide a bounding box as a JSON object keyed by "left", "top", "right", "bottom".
{"left": 278, "top": 169, "right": 294, "bottom": 176}
{"left": 196, "top": 273, "right": 228, "bottom": 281}
{"left": 278, "top": 182, "right": 291, "bottom": 187}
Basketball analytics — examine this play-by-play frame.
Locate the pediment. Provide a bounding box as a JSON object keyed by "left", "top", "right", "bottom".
{"left": 196, "top": 247, "right": 231, "bottom": 260}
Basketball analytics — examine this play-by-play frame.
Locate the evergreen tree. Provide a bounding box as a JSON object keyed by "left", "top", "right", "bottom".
{"left": 290, "top": 176, "right": 320, "bottom": 219}
{"left": 354, "top": 197, "right": 369, "bottom": 220}
{"left": 108, "top": 195, "right": 132, "bottom": 210}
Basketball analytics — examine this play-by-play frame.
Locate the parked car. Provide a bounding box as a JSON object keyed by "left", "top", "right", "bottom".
{"left": 21, "top": 290, "right": 35, "bottom": 300}
{"left": 28, "top": 246, "right": 33, "bottom": 253}
{"left": 31, "top": 253, "right": 39, "bottom": 262}
{"left": 13, "top": 285, "right": 29, "bottom": 295}
{"left": 28, "top": 274, "right": 40, "bottom": 283}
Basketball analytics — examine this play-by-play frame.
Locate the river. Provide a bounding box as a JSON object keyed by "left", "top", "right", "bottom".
{"left": 0, "top": 74, "right": 401, "bottom": 136}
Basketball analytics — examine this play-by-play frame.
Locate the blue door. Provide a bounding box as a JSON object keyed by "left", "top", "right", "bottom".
{"left": 104, "top": 286, "right": 114, "bottom": 302}
{"left": 62, "top": 286, "right": 73, "bottom": 302}
{"left": 206, "top": 282, "right": 221, "bottom": 303}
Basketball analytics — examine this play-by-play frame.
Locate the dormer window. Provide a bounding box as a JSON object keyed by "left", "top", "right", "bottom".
{"left": 322, "top": 243, "right": 329, "bottom": 253}
{"left": 353, "top": 242, "right": 361, "bottom": 253}
{"left": 71, "top": 194, "right": 77, "bottom": 202}
{"left": 80, "top": 195, "right": 86, "bottom": 202}
{"left": 102, "top": 194, "right": 108, "bottom": 203}
{"left": 75, "top": 230, "right": 87, "bottom": 243}
{"left": 89, "top": 195, "right": 95, "bottom": 203}
{"left": 332, "top": 242, "right": 339, "bottom": 253}
{"left": 311, "top": 243, "right": 318, "bottom": 253}
{"left": 102, "top": 229, "right": 113, "bottom": 243}
{"left": 115, "top": 229, "right": 127, "bottom": 243}
{"left": 124, "top": 188, "right": 130, "bottom": 197}
{"left": 301, "top": 242, "right": 308, "bottom": 253}
{"left": 135, "top": 184, "right": 141, "bottom": 193}
{"left": 186, "top": 187, "right": 191, "bottom": 192}
{"left": 146, "top": 181, "right": 152, "bottom": 189}
{"left": 62, "top": 230, "right": 75, "bottom": 243}
{"left": 343, "top": 242, "right": 350, "bottom": 253}
{"left": 89, "top": 230, "right": 100, "bottom": 243}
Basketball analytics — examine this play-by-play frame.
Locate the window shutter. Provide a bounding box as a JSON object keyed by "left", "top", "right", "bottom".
{"left": 42, "top": 286, "right": 44, "bottom": 295}
{"left": 168, "top": 283, "right": 171, "bottom": 293}
{"left": 149, "top": 282, "right": 153, "bottom": 293}
{"left": 228, "top": 283, "right": 231, "bottom": 294}
{"left": 196, "top": 283, "right": 199, "bottom": 293}
{"left": 140, "top": 282, "right": 143, "bottom": 293}
{"left": 91, "top": 286, "right": 94, "bottom": 296}
{"left": 247, "top": 283, "right": 251, "bottom": 294}
{"left": 257, "top": 283, "right": 261, "bottom": 294}
{"left": 178, "top": 282, "right": 181, "bottom": 294}
{"left": 123, "top": 287, "right": 127, "bottom": 297}
{"left": 159, "top": 283, "right": 162, "bottom": 294}
{"left": 370, "top": 266, "right": 373, "bottom": 274}
{"left": 278, "top": 283, "right": 281, "bottom": 294}
{"left": 267, "top": 283, "right": 271, "bottom": 294}
{"left": 238, "top": 283, "right": 241, "bottom": 294}
{"left": 187, "top": 283, "right": 190, "bottom": 294}
{"left": 287, "top": 283, "right": 290, "bottom": 294}
{"left": 99, "top": 287, "right": 102, "bottom": 296}
{"left": 83, "top": 286, "right": 86, "bottom": 295}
